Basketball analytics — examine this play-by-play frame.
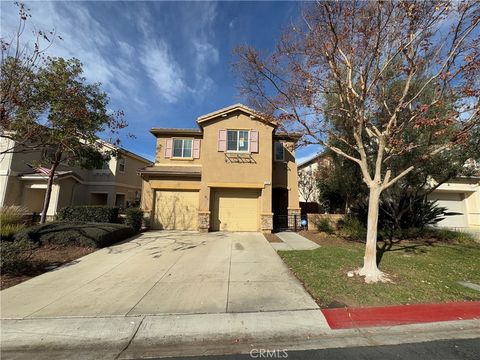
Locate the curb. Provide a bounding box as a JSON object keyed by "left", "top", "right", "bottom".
{"left": 322, "top": 301, "right": 480, "bottom": 329}
{"left": 1, "top": 310, "right": 480, "bottom": 359}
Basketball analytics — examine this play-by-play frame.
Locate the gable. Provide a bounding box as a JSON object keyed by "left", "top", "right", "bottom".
{"left": 196, "top": 103, "right": 277, "bottom": 128}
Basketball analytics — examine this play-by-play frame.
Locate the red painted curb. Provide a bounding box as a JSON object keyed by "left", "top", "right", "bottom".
{"left": 321, "top": 301, "right": 480, "bottom": 329}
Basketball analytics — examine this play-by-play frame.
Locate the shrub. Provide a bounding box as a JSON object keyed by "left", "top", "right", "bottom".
{"left": 14, "top": 222, "right": 135, "bottom": 248}
{"left": 1, "top": 223, "right": 26, "bottom": 239}
{"left": 427, "top": 228, "right": 475, "bottom": 244}
{"left": 316, "top": 218, "right": 334, "bottom": 234}
{"left": 0, "top": 238, "right": 35, "bottom": 273}
{"left": 337, "top": 217, "right": 367, "bottom": 241}
{"left": 351, "top": 195, "right": 447, "bottom": 235}
{"left": 57, "top": 206, "right": 119, "bottom": 223}
{"left": 0, "top": 206, "right": 28, "bottom": 240}
{"left": 125, "top": 207, "right": 143, "bottom": 233}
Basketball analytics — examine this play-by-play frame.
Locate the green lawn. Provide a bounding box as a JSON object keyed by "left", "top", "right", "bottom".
{"left": 279, "top": 241, "right": 480, "bottom": 308}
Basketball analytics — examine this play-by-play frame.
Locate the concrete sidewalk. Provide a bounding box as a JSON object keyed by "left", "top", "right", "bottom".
{"left": 1, "top": 311, "right": 479, "bottom": 359}
{"left": 272, "top": 232, "right": 320, "bottom": 250}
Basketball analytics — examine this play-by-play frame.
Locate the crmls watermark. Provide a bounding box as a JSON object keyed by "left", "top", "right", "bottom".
{"left": 250, "top": 349, "right": 288, "bottom": 358}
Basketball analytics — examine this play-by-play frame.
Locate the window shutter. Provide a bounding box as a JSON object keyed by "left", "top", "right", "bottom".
{"left": 165, "top": 138, "right": 173, "bottom": 158}
{"left": 250, "top": 131, "right": 259, "bottom": 153}
{"left": 218, "top": 130, "right": 227, "bottom": 152}
{"left": 193, "top": 139, "right": 201, "bottom": 159}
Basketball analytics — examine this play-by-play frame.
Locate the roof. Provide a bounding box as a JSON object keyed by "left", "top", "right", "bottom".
{"left": 150, "top": 128, "right": 203, "bottom": 137}
{"left": 196, "top": 103, "right": 277, "bottom": 127}
{"left": 297, "top": 153, "right": 328, "bottom": 168}
{"left": 138, "top": 165, "right": 202, "bottom": 177}
{"left": 95, "top": 139, "right": 152, "bottom": 164}
{"left": 19, "top": 170, "right": 84, "bottom": 183}
{"left": 274, "top": 132, "right": 303, "bottom": 141}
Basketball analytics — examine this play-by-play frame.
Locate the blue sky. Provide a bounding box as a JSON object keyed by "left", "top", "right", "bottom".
{"left": 1, "top": 1, "right": 319, "bottom": 164}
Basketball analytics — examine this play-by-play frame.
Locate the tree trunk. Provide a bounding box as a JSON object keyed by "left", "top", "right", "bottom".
{"left": 40, "top": 162, "right": 59, "bottom": 224}
{"left": 355, "top": 185, "right": 390, "bottom": 283}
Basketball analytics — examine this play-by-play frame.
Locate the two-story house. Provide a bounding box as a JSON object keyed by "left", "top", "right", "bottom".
{"left": 0, "top": 138, "right": 151, "bottom": 219}
{"left": 139, "top": 104, "right": 301, "bottom": 233}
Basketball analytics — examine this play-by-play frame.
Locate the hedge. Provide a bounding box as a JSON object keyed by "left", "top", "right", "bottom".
{"left": 125, "top": 207, "right": 143, "bottom": 232}
{"left": 0, "top": 239, "right": 35, "bottom": 273}
{"left": 57, "top": 206, "right": 119, "bottom": 223}
{"left": 14, "top": 222, "right": 135, "bottom": 248}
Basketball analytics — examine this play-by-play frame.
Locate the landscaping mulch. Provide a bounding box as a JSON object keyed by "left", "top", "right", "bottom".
{"left": 264, "top": 233, "right": 283, "bottom": 243}
{"left": 299, "top": 230, "right": 355, "bottom": 246}
{"left": 0, "top": 246, "right": 95, "bottom": 290}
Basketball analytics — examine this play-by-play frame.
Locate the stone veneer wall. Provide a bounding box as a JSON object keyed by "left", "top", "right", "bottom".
{"left": 307, "top": 213, "right": 345, "bottom": 230}
{"left": 260, "top": 213, "right": 273, "bottom": 233}
{"left": 198, "top": 211, "right": 210, "bottom": 232}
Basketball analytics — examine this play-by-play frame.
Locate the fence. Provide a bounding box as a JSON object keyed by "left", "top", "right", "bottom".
{"left": 273, "top": 214, "right": 308, "bottom": 232}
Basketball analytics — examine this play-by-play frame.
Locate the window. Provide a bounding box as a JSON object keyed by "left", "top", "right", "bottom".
{"left": 274, "top": 141, "right": 285, "bottom": 161}
{"left": 118, "top": 157, "right": 125, "bottom": 172}
{"left": 172, "top": 138, "right": 193, "bottom": 158}
{"left": 227, "top": 130, "right": 249, "bottom": 152}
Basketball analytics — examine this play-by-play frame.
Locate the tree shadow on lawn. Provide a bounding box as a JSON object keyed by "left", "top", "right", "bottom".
{"left": 376, "top": 237, "right": 458, "bottom": 266}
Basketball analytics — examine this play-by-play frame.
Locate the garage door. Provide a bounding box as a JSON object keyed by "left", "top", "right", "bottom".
{"left": 154, "top": 190, "right": 198, "bottom": 230}
{"left": 428, "top": 192, "right": 467, "bottom": 228}
{"left": 212, "top": 189, "right": 259, "bottom": 231}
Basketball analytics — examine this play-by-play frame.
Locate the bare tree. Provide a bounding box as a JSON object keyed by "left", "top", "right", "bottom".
{"left": 235, "top": 1, "right": 480, "bottom": 282}
{"left": 298, "top": 168, "right": 319, "bottom": 203}
{"left": 1, "top": 2, "right": 60, "bottom": 154}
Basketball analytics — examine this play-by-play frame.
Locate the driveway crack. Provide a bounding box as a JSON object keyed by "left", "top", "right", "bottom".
{"left": 114, "top": 315, "right": 145, "bottom": 360}
{"left": 125, "top": 249, "right": 188, "bottom": 316}
{"left": 225, "top": 237, "right": 234, "bottom": 313}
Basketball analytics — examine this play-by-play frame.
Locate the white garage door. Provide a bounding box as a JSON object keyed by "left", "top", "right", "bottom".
{"left": 212, "top": 189, "right": 259, "bottom": 231}
{"left": 154, "top": 190, "right": 198, "bottom": 230}
{"left": 428, "top": 192, "right": 467, "bottom": 228}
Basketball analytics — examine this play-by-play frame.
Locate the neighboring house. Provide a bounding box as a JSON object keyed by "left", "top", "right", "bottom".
{"left": 0, "top": 138, "right": 151, "bottom": 219}
{"left": 298, "top": 153, "right": 480, "bottom": 230}
{"left": 297, "top": 154, "right": 332, "bottom": 203}
{"left": 139, "top": 104, "right": 301, "bottom": 233}
{"left": 427, "top": 176, "right": 480, "bottom": 229}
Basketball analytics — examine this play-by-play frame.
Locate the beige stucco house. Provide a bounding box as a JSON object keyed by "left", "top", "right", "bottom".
{"left": 139, "top": 104, "right": 301, "bottom": 233}
{"left": 0, "top": 138, "right": 151, "bottom": 219}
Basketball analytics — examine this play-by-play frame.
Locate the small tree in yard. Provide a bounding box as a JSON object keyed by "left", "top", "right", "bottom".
{"left": 32, "top": 58, "right": 126, "bottom": 223}
{"left": 235, "top": 1, "right": 480, "bottom": 282}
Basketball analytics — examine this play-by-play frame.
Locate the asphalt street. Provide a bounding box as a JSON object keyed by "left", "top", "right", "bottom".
{"left": 158, "top": 338, "right": 480, "bottom": 360}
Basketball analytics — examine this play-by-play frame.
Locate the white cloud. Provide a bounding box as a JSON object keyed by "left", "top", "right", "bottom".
{"left": 139, "top": 40, "right": 186, "bottom": 103}
{"left": 1, "top": 2, "right": 139, "bottom": 105}
{"left": 1, "top": 1, "right": 220, "bottom": 105}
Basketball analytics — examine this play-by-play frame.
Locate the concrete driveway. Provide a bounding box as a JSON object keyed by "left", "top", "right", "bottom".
{"left": 1, "top": 231, "right": 318, "bottom": 319}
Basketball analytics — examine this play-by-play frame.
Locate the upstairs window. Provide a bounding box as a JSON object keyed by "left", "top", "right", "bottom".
{"left": 118, "top": 157, "right": 125, "bottom": 172}
{"left": 227, "top": 130, "right": 249, "bottom": 152}
{"left": 274, "top": 141, "right": 285, "bottom": 161}
{"left": 173, "top": 138, "right": 193, "bottom": 158}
